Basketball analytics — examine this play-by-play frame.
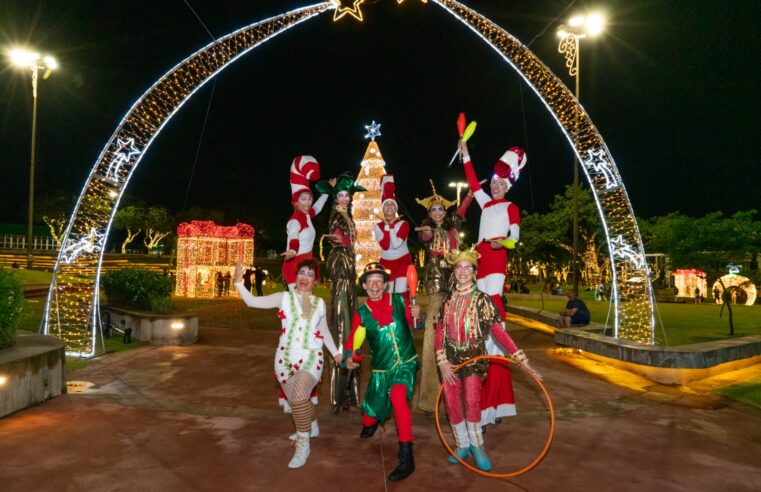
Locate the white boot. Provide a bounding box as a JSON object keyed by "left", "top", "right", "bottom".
{"left": 290, "top": 420, "right": 319, "bottom": 441}
{"left": 448, "top": 421, "right": 471, "bottom": 463}
{"left": 288, "top": 432, "right": 311, "bottom": 469}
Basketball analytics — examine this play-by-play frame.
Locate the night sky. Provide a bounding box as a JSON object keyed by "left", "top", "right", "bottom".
{"left": 1, "top": 0, "right": 759, "bottom": 249}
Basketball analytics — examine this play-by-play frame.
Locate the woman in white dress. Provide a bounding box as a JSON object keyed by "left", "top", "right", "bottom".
{"left": 234, "top": 259, "right": 342, "bottom": 469}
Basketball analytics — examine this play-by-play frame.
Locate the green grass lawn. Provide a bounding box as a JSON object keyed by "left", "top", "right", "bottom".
{"left": 715, "top": 375, "right": 761, "bottom": 409}
{"left": 4, "top": 268, "right": 53, "bottom": 285}
{"left": 507, "top": 286, "right": 761, "bottom": 347}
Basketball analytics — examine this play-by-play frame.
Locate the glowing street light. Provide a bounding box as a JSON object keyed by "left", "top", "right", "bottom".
{"left": 448, "top": 181, "right": 468, "bottom": 206}
{"left": 556, "top": 12, "right": 605, "bottom": 295}
{"left": 7, "top": 47, "right": 58, "bottom": 269}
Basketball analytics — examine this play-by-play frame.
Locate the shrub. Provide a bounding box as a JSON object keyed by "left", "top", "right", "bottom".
{"left": 0, "top": 269, "right": 24, "bottom": 348}
{"left": 101, "top": 269, "right": 172, "bottom": 314}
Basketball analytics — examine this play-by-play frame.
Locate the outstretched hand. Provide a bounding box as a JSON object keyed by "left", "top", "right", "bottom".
{"left": 234, "top": 261, "right": 245, "bottom": 284}
{"left": 522, "top": 361, "right": 543, "bottom": 381}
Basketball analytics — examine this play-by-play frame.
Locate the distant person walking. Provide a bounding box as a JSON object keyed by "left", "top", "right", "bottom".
{"left": 254, "top": 266, "right": 265, "bottom": 296}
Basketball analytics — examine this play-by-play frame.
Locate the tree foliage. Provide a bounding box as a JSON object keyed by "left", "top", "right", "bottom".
{"left": 114, "top": 205, "right": 145, "bottom": 253}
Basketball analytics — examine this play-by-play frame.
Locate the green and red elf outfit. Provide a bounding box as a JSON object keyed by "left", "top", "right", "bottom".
{"left": 346, "top": 292, "right": 418, "bottom": 441}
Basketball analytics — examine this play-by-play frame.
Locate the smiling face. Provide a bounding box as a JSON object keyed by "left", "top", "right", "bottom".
{"left": 362, "top": 273, "right": 387, "bottom": 300}
{"left": 429, "top": 205, "right": 445, "bottom": 225}
{"left": 453, "top": 260, "right": 476, "bottom": 287}
{"left": 382, "top": 201, "right": 398, "bottom": 221}
{"left": 295, "top": 265, "right": 317, "bottom": 293}
{"left": 490, "top": 176, "right": 508, "bottom": 199}
{"left": 294, "top": 191, "right": 313, "bottom": 214}
{"left": 336, "top": 191, "right": 351, "bottom": 207}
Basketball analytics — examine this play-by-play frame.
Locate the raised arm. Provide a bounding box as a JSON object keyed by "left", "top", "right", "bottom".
{"left": 461, "top": 142, "right": 490, "bottom": 208}
{"left": 312, "top": 194, "right": 329, "bottom": 215}
{"left": 235, "top": 281, "right": 283, "bottom": 309}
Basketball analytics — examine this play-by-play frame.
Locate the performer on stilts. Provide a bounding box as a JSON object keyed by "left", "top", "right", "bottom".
{"left": 460, "top": 139, "right": 528, "bottom": 426}
{"left": 281, "top": 155, "right": 330, "bottom": 291}
{"left": 345, "top": 262, "right": 421, "bottom": 481}
{"left": 234, "top": 259, "right": 342, "bottom": 469}
{"left": 374, "top": 174, "right": 412, "bottom": 298}
{"left": 414, "top": 181, "right": 472, "bottom": 414}
{"left": 436, "top": 246, "right": 541, "bottom": 471}
{"left": 315, "top": 172, "right": 366, "bottom": 413}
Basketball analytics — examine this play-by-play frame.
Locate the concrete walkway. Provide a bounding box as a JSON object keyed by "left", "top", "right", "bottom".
{"left": 1, "top": 300, "right": 760, "bottom": 491}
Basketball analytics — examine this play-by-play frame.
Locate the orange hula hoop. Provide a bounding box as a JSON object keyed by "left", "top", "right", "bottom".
{"left": 433, "top": 354, "right": 555, "bottom": 478}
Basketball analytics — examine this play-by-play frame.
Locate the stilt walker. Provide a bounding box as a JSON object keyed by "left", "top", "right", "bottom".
{"left": 414, "top": 181, "right": 472, "bottom": 413}
{"left": 315, "top": 172, "right": 367, "bottom": 413}
{"left": 282, "top": 155, "right": 329, "bottom": 290}
{"left": 460, "top": 139, "right": 528, "bottom": 426}
{"left": 375, "top": 175, "right": 412, "bottom": 297}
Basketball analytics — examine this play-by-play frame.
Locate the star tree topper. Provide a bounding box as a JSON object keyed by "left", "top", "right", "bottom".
{"left": 364, "top": 121, "right": 382, "bottom": 141}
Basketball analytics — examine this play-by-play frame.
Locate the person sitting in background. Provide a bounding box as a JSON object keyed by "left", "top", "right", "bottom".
{"left": 557, "top": 291, "right": 590, "bottom": 327}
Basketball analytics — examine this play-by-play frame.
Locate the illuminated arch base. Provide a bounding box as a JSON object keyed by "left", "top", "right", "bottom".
{"left": 45, "top": 0, "right": 654, "bottom": 356}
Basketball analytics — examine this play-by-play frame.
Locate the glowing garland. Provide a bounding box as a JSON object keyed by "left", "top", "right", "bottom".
{"left": 47, "top": 0, "right": 655, "bottom": 357}
{"left": 44, "top": 3, "right": 334, "bottom": 357}
{"left": 430, "top": 0, "right": 655, "bottom": 343}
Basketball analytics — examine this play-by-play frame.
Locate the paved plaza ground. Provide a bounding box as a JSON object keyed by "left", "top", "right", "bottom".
{"left": 1, "top": 298, "right": 760, "bottom": 491}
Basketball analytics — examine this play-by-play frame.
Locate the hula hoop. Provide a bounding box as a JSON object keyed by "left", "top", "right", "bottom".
{"left": 434, "top": 355, "right": 555, "bottom": 478}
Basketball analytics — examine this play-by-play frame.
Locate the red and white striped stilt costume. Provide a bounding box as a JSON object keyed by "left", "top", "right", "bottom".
{"left": 462, "top": 145, "right": 527, "bottom": 426}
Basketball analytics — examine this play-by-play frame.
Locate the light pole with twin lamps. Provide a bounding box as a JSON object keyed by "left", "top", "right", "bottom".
{"left": 8, "top": 48, "right": 58, "bottom": 269}
{"left": 556, "top": 13, "right": 605, "bottom": 296}
{"left": 448, "top": 181, "right": 468, "bottom": 207}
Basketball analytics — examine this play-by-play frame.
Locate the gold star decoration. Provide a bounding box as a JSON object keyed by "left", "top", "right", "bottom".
{"left": 333, "top": 0, "right": 366, "bottom": 22}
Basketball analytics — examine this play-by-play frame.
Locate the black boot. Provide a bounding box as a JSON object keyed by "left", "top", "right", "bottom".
{"left": 360, "top": 421, "right": 379, "bottom": 438}
{"left": 388, "top": 442, "right": 414, "bottom": 481}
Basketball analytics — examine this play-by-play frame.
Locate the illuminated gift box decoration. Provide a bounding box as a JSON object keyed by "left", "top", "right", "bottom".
{"left": 175, "top": 221, "right": 254, "bottom": 298}
{"left": 673, "top": 269, "right": 707, "bottom": 299}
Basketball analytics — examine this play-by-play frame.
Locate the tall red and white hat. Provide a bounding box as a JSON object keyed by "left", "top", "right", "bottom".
{"left": 290, "top": 155, "right": 320, "bottom": 202}
{"left": 380, "top": 174, "right": 397, "bottom": 209}
{"left": 493, "top": 146, "right": 527, "bottom": 189}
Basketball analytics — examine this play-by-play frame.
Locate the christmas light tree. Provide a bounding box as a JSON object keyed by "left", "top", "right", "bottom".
{"left": 352, "top": 124, "right": 387, "bottom": 275}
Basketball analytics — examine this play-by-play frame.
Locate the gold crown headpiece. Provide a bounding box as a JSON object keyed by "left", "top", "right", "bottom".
{"left": 416, "top": 180, "right": 457, "bottom": 210}
{"left": 446, "top": 244, "right": 480, "bottom": 266}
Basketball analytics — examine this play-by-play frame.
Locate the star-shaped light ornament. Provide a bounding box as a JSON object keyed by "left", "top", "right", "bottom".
{"left": 364, "top": 121, "right": 382, "bottom": 141}
{"left": 332, "top": 0, "right": 365, "bottom": 22}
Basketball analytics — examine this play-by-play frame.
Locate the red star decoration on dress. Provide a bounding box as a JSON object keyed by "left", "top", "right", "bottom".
{"left": 315, "top": 331, "right": 323, "bottom": 339}
{"left": 277, "top": 310, "right": 286, "bottom": 320}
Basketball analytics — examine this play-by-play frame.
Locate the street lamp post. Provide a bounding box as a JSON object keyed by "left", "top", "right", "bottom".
{"left": 8, "top": 48, "right": 57, "bottom": 269}
{"left": 557, "top": 13, "right": 605, "bottom": 295}
{"left": 448, "top": 181, "right": 468, "bottom": 206}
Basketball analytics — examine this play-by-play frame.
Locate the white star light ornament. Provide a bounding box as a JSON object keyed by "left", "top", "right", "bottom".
{"left": 364, "top": 121, "right": 381, "bottom": 141}
{"left": 105, "top": 138, "right": 141, "bottom": 182}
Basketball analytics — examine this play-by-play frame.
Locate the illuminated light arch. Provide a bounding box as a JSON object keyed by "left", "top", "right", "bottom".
{"left": 46, "top": 0, "right": 654, "bottom": 356}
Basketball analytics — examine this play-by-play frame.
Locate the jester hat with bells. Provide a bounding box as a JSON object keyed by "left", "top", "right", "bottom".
{"left": 315, "top": 171, "right": 367, "bottom": 197}
{"left": 493, "top": 147, "right": 527, "bottom": 192}
{"left": 290, "top": 155, "right": 320, "bottom": 203}
{"left": 415, "top": 180, "right": 457, "bottom": 211}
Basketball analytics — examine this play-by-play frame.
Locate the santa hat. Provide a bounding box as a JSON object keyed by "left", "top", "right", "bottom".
{"left": 290, "top": 155, "right": 320, "bottom": 202}
{"left": 493, "top": 147, "right": 527, "bottom": 187}
{"left": 380, "top": 174, "right": 397, "bottom": 208}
